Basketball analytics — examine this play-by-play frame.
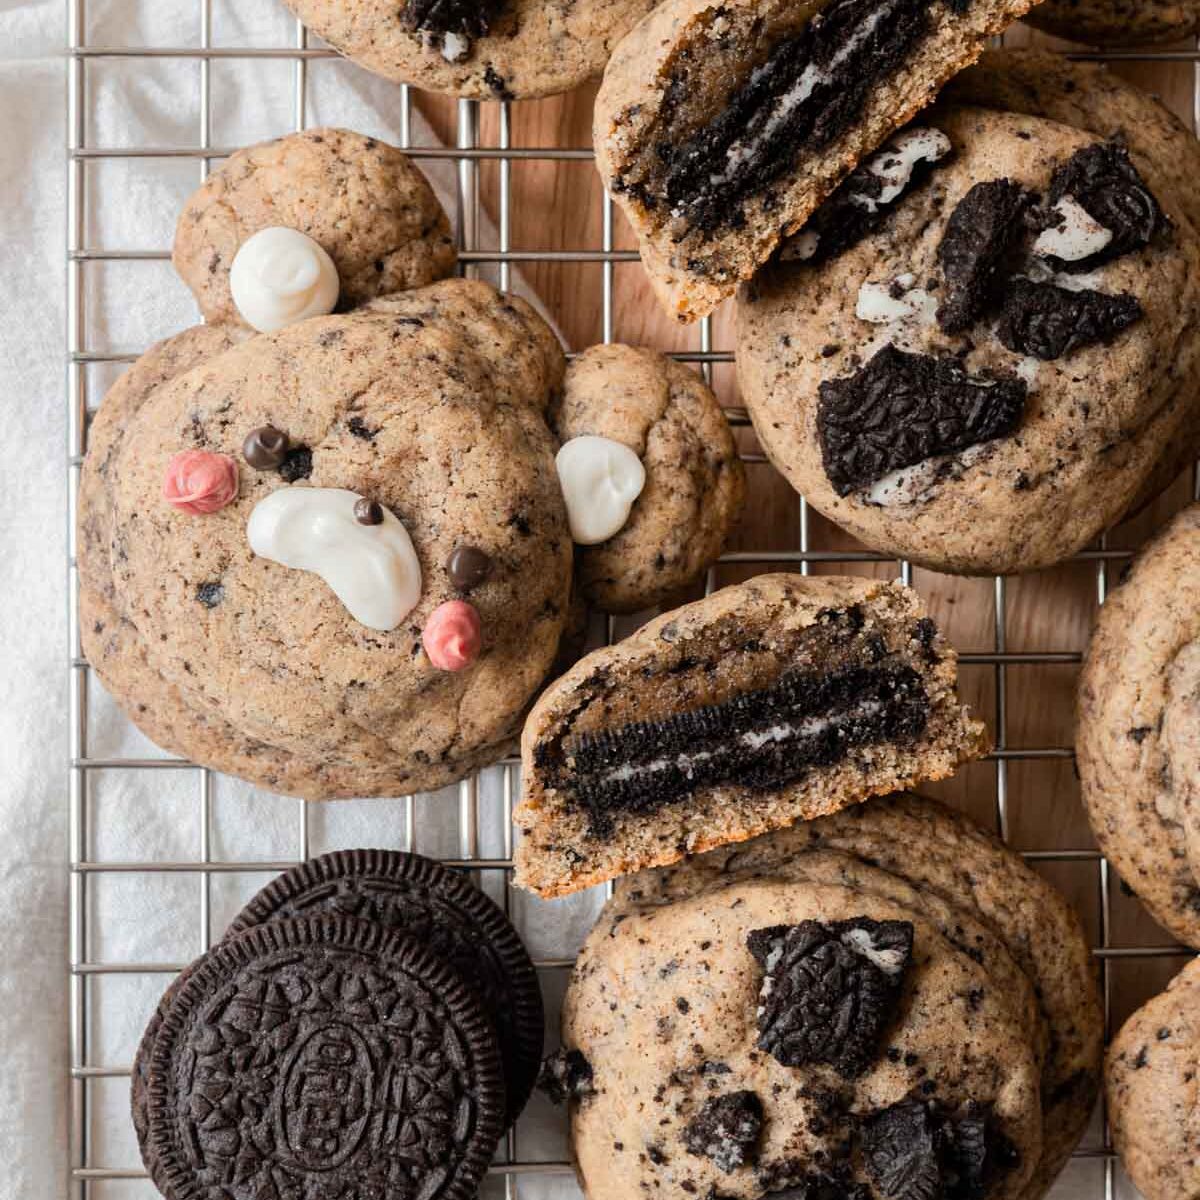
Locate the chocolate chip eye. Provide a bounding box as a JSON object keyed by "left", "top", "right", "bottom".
{"left": 446, "top": 545, "right": 493, "bottom": 590}
{"left": 242, "top": 425, "right": 290, "bottom": 470}
{"left": 354, "top": 498, "right": 384, "bottom": 526}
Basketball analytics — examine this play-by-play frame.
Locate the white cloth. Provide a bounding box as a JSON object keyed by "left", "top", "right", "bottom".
{"left": 0, "top": 1, "right": 1118, "bottom": 1196}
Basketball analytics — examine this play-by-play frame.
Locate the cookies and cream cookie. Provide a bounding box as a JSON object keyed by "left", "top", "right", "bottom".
{"left": 174, "top": 128, "right": 456, "bottom": 332}
{"left": 79, "top": 280, "right": 574, "bottom": 799}
{"left": 1108, "top": 958, "right": 1200, "bottom": 1200}
{"left": 514, "top": 574, "right": 988, "bottom": 897}
{"left": 550, "top": 345, "right": 745, "bottom": 613}
{"left": 593, "top": 0, "right": 1039, "bottom": 321}
{"left": 624, "top": 792, "right": 1105, "bottom": 1196}
{"left": 1077, "top": 504, "right": 1200, "bottom": 947}
{"left": 282, "top": 0, "right": 659, "bottom": 99}
{"left": 557, "top": 810, "right": 1079, "bottom": 1198}
{"left": 736, "top": 77, "right": 1200, "bottom": 574}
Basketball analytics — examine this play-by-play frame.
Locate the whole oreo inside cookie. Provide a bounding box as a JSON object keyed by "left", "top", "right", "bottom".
{"left": 227, "top": 848, "right": 545, "bottom": 1125}
{"left": 143, "top": 915, "right": 505, "bottom": 1200}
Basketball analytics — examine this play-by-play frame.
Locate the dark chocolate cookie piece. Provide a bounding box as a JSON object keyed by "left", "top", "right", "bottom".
{"left": 1039, "top": 142, "right": 1166, "bottom": 274}
{"left": 936, "top": 179, "right": 1034, "bottom": 333}
{"left": 402, "top": 0, "right": 506, "bottom": 40}
{"left": 144, "top": 915, "right": 505, "bottom": 1200}
{"left": 537, "top": 1047, "right": 596, "bottom": 1105}
{"left": 227, "top": 849, "right": 544, "bottom": 1125}
{"left": 996, "top": 277, "right": 1142, "bottom": 360}
{"left": 746, "top": 918, "right": 913, "bottom": 1077}
{"left": 817, "top": 345, "right": 1027, "bottom": 495}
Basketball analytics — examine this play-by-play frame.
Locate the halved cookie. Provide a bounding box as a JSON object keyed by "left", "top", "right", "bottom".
{"left": 513, "top": 574, "right": 988, "bottom": 896}
{"left": 594, "top": 0, "right": 1039, "bottom": 320}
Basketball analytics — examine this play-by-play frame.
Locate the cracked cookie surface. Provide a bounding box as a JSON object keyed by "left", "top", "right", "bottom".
{"left": 1108, "top": 958, "right": 1200, "bottom": 1200}
{"left": 78, "top": 279, "right": 573, "bottom": 798}
{"left": 737, "top": 69, "right": 1200, "bottom": 575}
{"left": 1077, "top": 503, "right": 1200, "bottom": 948}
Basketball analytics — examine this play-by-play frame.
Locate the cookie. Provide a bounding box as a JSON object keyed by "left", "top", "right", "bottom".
{"left": 1024, "top": 0, "right": 1200, "bottom": 46}
{"left": 227, "top": 849, "right": 544, "bottom": 1124}
{"left": 736, "top": 86, "right": 1200, "bottom": 574}
{"left": 174, "top": 128, "right": 456, "bottom": 332}
{"left": 79, "top": 279, "right": 574, "bottom": 798}
{"left": 562, "top": 871, "right": 1043, "bottom": 1199}
{"left": 593, "top": 0, "right": 1039, "bottom": 322}
{"left": 513, "top": 573, "right": 989, "bottom": 897}
{"left": 282, "top": 0, "right": 658, "bottom": 99}
{"left": 1077, "top": 504, "right": 1200, "bottom": 947}
{"left": 619, "top": 791, "right": 1105, "bottom": 1196}
{"left": 142, "top": 915, "right": 505, "bottom": 1200}
{"left": 550, "top": 345, "right": 745, "bottom": 613}
{"left": 1108, "top": 958, "right": 1200, "bottom": 1200}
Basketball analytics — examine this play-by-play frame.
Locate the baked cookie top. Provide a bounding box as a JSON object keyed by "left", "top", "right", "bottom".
{"left": 550, "top": 344, "right": 745, "bottom": 613}
{"left": 617, "top": 791, "right": 1104, "bottom": 1196}
{"left": 1078, "top": 503, "right": 1200, "bottom": 947}
{"left": 1108, "top": 957, "right": 1200, "bottom": 1200}
{"left": 174, "top": 128, "right": 456, "bottom": 329}
{"left": 737, "top": 96, "right": 1200, "bottom": 575}
{"left": 282, "top": 0, "right": 659, "bottom": 98}
{"left": 564, "top": 870, "right": 1044, "bottom": 1200}
{"left": 79, "top": 279, "right": 573, "bottom": 799}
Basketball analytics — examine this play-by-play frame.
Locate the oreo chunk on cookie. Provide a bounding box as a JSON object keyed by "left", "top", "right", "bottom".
{"left": 997, "top": 278, "right": 1142, "bottom": 361}
{"left": 142, "top": 915, "right": 505, "bottom": 1200}
{"left": 818, "top": 345, "right": 1027, "bottom": 496}
{"left": 936, "top": 179, "right": 1035, "bottom": 332}
{"left": 1034, "top": 142, "right": 1166, "bottom": 274}
{"left": 862, "top": 1099, "right": 1019, "bottom": 1200}
{"left": 514, "top": 574, "right": 988, "bottom": 898}
{"left": 228, "top": 848, "right": 545, "bottom": 1125}
{"left": 684, "top": 1090, "right": 764, "bottom": 1172}
{"left": 747, "top": 918, "right": 913, "bottom": 1076}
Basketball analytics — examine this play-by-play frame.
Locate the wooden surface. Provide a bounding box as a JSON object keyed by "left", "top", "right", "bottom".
{"left": 415, "top": 24, "right": 1199, "bottom": 1088}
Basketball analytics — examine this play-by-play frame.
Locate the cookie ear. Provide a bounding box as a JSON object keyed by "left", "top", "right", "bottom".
{"left": 173, "top": 127, "right": 455, "bottom": 330}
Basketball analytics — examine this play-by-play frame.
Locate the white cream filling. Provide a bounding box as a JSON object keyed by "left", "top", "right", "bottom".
{"left": 706, "top": 1, "right": 893, "bottom": 194}
{"left": 866, "top": 444, "right": 991, "bottom": 508}
{"left": 596, "top": 700, "right": 885, "bottom": 789}
{"left": 1032, "top": 195, "right": 1112, "bottom": 263}
{"left": 841, "top": 927, "right": 908, "bottom": 975}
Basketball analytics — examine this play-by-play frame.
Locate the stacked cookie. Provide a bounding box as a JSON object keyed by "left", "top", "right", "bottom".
{"left": 555, "top": 793, "right": 1103, "bottom": 1199}
{"left": 131, "top": 850, "right": 543, "bottom": 1200}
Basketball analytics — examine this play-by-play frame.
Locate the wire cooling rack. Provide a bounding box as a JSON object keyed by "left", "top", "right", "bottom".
{"left": 66, "top": 3, "right": 1200, "bottom": 1196}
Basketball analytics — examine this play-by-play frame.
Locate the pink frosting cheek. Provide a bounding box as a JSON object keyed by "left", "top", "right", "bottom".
{"left": 162, "top": 451, "right": 240, "bottom": 515}
{"left": 422, "top": 601, "right": 483, "bottom": 672}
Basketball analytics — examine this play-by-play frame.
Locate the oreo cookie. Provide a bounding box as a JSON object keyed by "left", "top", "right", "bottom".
{"left": 226, "top": 848, "right": 544, "bottom": 1125}
{"left": 144, "top": 915, "right": 505, "bottom": 1200}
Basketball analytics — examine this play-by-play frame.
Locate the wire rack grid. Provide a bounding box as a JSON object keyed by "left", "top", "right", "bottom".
{"left": 65, "top": 3, "right": 1200, "bottom": 1197}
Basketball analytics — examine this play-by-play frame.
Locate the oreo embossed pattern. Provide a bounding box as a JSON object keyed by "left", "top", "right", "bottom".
{"left": 132, "top": 851, "right": 542, "bottom": 1199}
